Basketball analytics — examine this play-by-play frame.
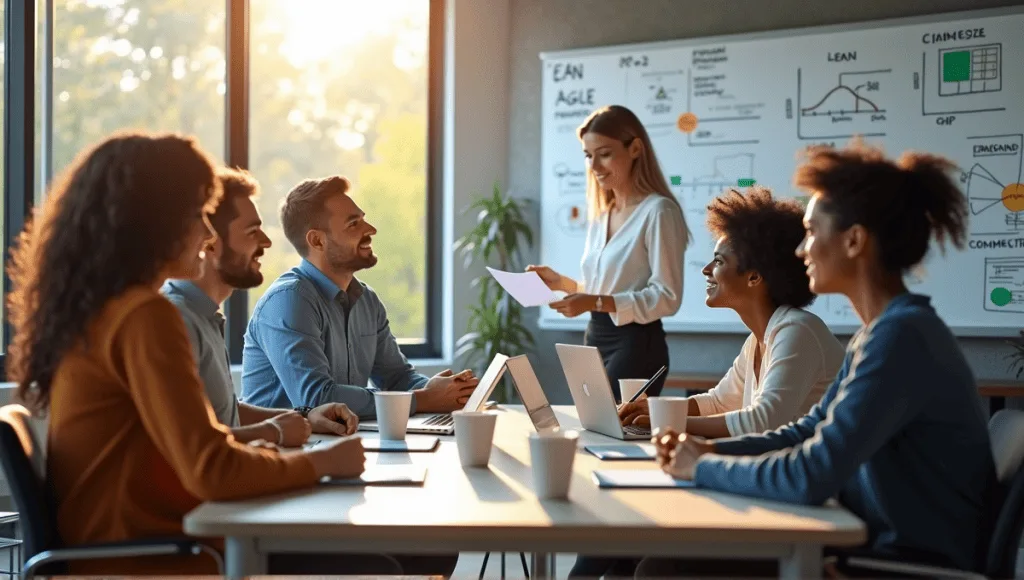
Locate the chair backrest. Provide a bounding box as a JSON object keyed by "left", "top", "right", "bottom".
{"left": 989, "top": 410, "right": 1024, "bottom": 482}
{"left": 0, "top": 404, "right": 62, "bottom": 566}
{"left": 985, "top": 409, "right": 1024, "bottom": 578}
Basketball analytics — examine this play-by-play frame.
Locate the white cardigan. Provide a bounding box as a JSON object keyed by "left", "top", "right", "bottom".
{"left": 689, "top": 305, "right": 846, "bottom": 436}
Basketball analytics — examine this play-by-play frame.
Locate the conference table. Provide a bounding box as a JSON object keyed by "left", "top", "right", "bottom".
{"left": 184, "top": 405, "right": 866, "bottom": 579}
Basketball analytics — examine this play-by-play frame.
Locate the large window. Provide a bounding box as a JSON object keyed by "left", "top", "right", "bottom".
{"left": 248, "top": 0, "right": 432, "bottom": 347}
{"left": 1, "top": 2, "right": 6, "bottom": 342}
{"left": 3, "top": 0, "right": 443, "bottom": 363}
{"left": 48, "top": 0, "right": 226, "bottom": 180}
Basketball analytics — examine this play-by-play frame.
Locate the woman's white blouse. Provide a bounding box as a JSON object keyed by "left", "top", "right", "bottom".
{"left": 579, "top": 194, "right": 689, "bottom": 326}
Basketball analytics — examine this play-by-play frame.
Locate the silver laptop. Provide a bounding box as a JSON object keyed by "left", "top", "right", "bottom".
{"left": 358, "top": 354, "right": 510, "bottom": 436}
{"left": 554, "top": 344, "right": 651, "bottom": 441}
{"left": 504, "top": 355, "right": 560, "bottom": 433}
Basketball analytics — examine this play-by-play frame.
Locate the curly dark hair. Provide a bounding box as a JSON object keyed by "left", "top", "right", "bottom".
{"left": 6, "top": 132, "right": 222, "bottom": 413}
{"left": 793, "top": 138, "right": 968, "bottom": 273}
{"left": 706, "top": 186, "right": 815, "bottom": 309}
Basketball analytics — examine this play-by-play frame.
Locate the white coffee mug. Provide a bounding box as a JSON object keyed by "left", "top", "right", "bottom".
{"left": 529, "top": 429, "right": 579, "bottom": 499}
{"left": 619, "top": 379, "right": 648, "bottom": 404}
{"left": 647, "top": 396, "right": 689, "bottom": 434}
{"left": 452, "top": 411, "right": 498, "bottom": 467}
{"left": 374, "top": 392, "right": 413, "bottom": 440}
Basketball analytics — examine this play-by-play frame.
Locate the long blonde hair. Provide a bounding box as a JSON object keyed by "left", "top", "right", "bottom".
{"left": 577, "top": 105, "right": 684, "bottom": 229}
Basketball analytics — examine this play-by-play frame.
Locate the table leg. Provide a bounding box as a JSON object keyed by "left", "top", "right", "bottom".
{"left": 531, "top": 552, "right": 552, "bottom": 580}
{"left": 224, "top": 536, "right": 265, "bottom": 579}
{"left": 779, "top": 544, "right": 821, "bottom": 580}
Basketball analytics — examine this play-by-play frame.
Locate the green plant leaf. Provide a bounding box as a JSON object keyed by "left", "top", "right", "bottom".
{"left": 454, "top": 180, "right": 538, "bottom": 375}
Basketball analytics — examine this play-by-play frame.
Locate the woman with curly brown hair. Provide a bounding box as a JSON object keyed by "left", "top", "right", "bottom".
{"left": 618, "top": 186, "right": 845, "bottom": 438}
{"left": 6, "top": 132, "right": 365, "bottom": 576}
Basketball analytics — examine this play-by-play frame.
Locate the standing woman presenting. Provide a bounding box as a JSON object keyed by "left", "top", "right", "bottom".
{"left": 529, "top": 104, "right": 689, "bottom": 401}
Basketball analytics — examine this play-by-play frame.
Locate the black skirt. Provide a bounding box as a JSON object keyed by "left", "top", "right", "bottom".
{"left": 584, "top": 312, "right": 669, "bottom": 402}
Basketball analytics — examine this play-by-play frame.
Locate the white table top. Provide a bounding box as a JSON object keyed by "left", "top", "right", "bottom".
{"left": 184, "top": 406, "right": 865, "bottom": 554}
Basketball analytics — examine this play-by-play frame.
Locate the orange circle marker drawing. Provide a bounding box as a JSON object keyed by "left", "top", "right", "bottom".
{"left": 1002, "top": 183, "right": 1024, "bottom": 213}
{"left": 677, "top": 112, "right": 698, "bottom": 133}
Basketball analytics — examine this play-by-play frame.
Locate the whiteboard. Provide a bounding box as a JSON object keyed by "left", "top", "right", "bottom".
{"left": 538, "top": 6, "right": 1024, "bottom": 337}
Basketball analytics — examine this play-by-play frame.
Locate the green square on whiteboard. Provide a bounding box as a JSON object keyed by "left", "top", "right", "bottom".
{"left": 942, "top": 51, "right": 971, "bottom": 82}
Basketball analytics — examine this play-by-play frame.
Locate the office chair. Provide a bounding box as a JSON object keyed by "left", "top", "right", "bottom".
{"left": 839, "top": 409, "right": 1024, "bottom": 579}
{"left": 0, "top": 404, "right": 222, "bottom": 579}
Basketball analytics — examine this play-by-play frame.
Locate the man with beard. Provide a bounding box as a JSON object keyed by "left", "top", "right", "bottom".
{"left": 242, "top": 174, "right": 478, "bottom": 422}
{"left": 162, "top": 168, "right": 360, "bottom": 447}
{"left": 240, "top": 174, "right": 468, "bottom": 577}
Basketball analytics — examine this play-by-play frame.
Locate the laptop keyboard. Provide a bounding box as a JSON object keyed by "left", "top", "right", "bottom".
{"left": 623, "top": 425, "right": 651, "bottom": 437}
{"left": 422, "top": 413, "right": 454, "bottom": 427}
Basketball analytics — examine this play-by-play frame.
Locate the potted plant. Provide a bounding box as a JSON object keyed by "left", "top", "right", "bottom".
{"left": 1008, "top": 330, "right": 1024, "bottom": 380}
{"left": 453, "top": 182, "right": 536, "bottom": 402}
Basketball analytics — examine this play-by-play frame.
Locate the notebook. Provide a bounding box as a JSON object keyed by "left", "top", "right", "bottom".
{"left": 321, "top": 465, "right": 427, "bottom": 487}
{"left": 305, "top": 436, "right": 439, "bottom": 452}
{"left": 592, "top": 469, "right": 696, "bottom": 489}
{"left": 584, "top": 443, "right": 656, "bottom": 461}
{"left": 360, "top": 436, "right": 439, "bottom": 452}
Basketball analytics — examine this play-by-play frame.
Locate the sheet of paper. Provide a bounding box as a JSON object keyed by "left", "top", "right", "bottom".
{"left": 321, "top": 465, "right": 427, "bottom": 486}
{"left": 308, "top": 437, "right": 440, "bottom": 452}
{"left": 592, "top": 469, "right": 696, "bottom": 489}
{"left": 485, "top": 267, "right": 560, "bottom": 307}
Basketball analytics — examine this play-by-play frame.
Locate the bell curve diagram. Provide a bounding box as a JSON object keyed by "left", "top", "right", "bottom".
{"left": 795, "top": 68, "right": 892, "bottom": 140}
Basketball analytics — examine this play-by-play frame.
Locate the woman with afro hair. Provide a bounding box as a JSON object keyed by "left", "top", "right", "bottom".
{"left": 619, "top": 186, "right": 845, "bottom": 439}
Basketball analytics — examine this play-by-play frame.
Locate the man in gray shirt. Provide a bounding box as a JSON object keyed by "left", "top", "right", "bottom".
{"left": 162, "top": 168, "right": 359, "bottom": 447}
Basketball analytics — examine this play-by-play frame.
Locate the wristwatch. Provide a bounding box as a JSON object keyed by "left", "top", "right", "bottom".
{"left": 594, "top": 295, "right": 603, "bottom": 312}
{"left": 293, "top": 406, "right": 313, "bottom": 418}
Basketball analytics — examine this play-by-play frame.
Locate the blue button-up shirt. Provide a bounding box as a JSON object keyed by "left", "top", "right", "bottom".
{"left": 241, "top": 259, "right": 428, "bottom": 418}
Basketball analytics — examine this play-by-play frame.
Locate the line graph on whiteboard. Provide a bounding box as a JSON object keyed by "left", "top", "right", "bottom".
{"left": 962, "top": 134, "right": 1024, "bottom": 237}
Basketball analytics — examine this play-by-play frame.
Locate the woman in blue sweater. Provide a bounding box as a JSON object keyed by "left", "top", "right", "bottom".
{"left": 643, "top": 139, "right": 996, "bottom": 577}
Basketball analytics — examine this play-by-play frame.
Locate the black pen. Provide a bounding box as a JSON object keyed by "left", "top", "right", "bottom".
{"left": 627, "top": 365, "right": 668, "bottom": 404}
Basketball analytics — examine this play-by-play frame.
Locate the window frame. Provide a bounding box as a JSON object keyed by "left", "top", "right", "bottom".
{"left": 225, "top": 0, "right": 445, "bottom": 364}
{"left": 0, "top": 0, "right": 446, "bottom": 371}
{"left": 1, "top": 0, "right": 37, "bottom": 374}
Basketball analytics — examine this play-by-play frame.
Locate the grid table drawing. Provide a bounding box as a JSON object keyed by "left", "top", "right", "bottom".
{"left": 940, "top": 44, "right": 1002, "bottom": 96}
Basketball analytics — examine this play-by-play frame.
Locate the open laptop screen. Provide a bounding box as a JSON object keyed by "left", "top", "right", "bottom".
{"left": 463, "top": 353, "right": 509, "bottom": 412}
{"left": 504, "top": 356, "right": 560, "bottom": 432}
